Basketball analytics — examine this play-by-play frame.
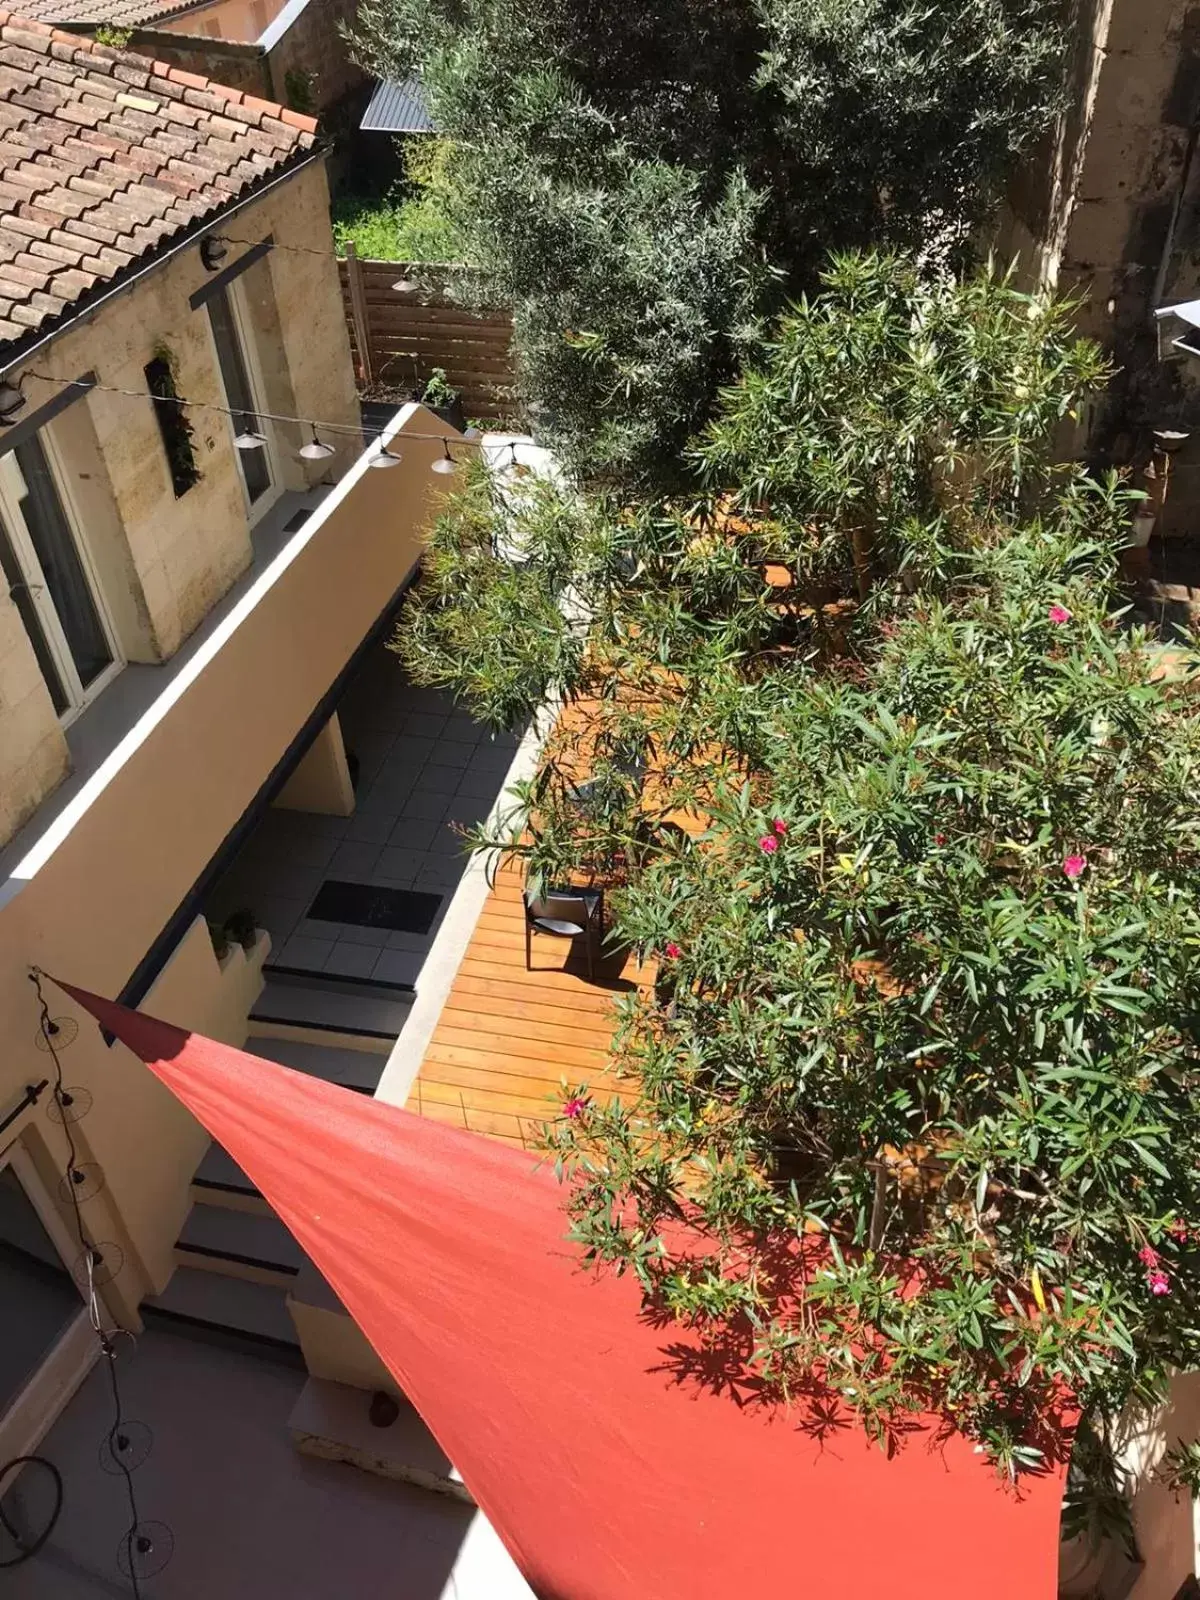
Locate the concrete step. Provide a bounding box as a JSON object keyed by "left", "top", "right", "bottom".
{"left": 250, "top": 976, "right": 413, "bottom": 1042}
{"left": 288, "top": 1376, "right": 472, "bottom": 1505}
{"left": 176, "top": 1202, "right": 304, "bottom": 1289}
{"left": 266, "top": 966, "right": 417, "bottom": 997}
{"left": 244, "top": 1035, "right": 386, "bottom": 1093}
{"left": 143, "top": 1266, "right": 302, "bottom": 1365}
{"left": 247, "top": 1018, "right": 392, "bottom": 1055}
{"left": 190, "top": 1141, "right": 269, "bottom": 1214}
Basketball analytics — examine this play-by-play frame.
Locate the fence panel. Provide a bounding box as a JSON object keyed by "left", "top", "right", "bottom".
{"left": 339, "top": 258, "right": 517, "bottom": 420}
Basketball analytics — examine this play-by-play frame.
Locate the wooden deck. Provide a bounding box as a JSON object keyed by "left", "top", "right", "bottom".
{"left": 407, "top": 864, "right": 650, "bottom": 1145}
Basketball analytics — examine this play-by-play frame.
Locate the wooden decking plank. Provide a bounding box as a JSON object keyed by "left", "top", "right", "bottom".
{"left": 409, "top": 836, "right": 651, "bottom": 1143}
{"left": 418, "top": 1056, "right": 627, "bottom": 1103}
{"left": 437, "top": 1004, "right": 617, "bottom": 1051}
{"left": 449, "top": 971, "right": 630, "bottom": 1014}
{"left": 438, "top": 986, "right": 621, "bottom": 1032}
{"left": 456, "top": 954, "right": 638, "bottom": 994}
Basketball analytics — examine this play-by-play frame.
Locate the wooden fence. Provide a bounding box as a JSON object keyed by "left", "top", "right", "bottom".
{"left": 339, "top": 249, "right": 516, "bottom": 421}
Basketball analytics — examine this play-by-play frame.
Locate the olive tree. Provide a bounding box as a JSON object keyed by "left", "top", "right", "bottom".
{"left": 352, "top": 0, "right": 1067, "bottom": 486}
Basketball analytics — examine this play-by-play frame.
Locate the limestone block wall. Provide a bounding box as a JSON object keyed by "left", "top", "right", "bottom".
{"left": 0, "top": 155, "right": 358, "bottom": 850}
{"left": 1004, "top": 0, "right": 1200, "bottom": 532}
{"left": 0, "top": 592, "right": 69, "bottom": 847}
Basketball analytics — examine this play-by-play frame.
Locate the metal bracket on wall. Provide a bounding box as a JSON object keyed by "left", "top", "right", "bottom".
{"left": 0, "top": 1079, "right": 49, "bottom": 1141}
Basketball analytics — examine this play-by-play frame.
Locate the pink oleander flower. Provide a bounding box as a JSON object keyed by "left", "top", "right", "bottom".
{"left": 759, "top": 835, "right": 779, "bottom": 855}
{"left": 1063, "top": 854, "right": 1088, "bottom": 881}
{"left": 1138, "top": 1244, "right": 1160, "bottom": 1267}
{"left": 563, "top": 1097, "right": 589, "bottom": 1120}
{"left": 664, "top": 942, "right": 682, "bottom": 960}
{"left": 1049, "top": 604, "right": 1073, "bottom": 625}
{"left": 772, "top": 818, "right": 789, "bottom": 837}
{"left": 934, "top": 833, "right": 947, "bottom": 846}
{"left": 1170, "top": 1220, "right": 1190, "bottom": 1243}
{"left": 1149, "top": 1270, "right": 1171, "bottom": 1297}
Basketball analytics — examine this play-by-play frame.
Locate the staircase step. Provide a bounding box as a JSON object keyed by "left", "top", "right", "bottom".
{"left": 191, "top": 1142, "right": 269, "bottom": 1215}
{"left": 289, "top": 1376, "right": 473, "bottom": 1505}
{"left": 266, "top": 965, "right": 417, "bottom": 996}
{"left": 143, "top": 1266, "right": 302, "bottom": 1366}
{"left": 243, "top": 1036, "right": 386, "bottom": 1093}
{"left": 176, "top": 1203, "right": 303, "bottom": 1289}
{"left": 250, "top": 977, "right": 413, "bottom": 1042}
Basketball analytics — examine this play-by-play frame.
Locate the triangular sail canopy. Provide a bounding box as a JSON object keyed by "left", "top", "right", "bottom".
{"left": 62, "top": 984, "right": 1069, "bottom": 1600}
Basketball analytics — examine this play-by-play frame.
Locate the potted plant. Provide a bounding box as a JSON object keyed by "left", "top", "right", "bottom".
{"left": 421, "top": 367, "right": 467, "bottom": 433}
{"left": 223, "top": 909, "right": 259, "bottom": 952}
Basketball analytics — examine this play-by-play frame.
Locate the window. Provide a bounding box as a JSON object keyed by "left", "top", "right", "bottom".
{"left": 146, "top": 355, "right": 201, "bottom": 498}
{"left": 0, "top": 1159, "right": 83, "bottom": 1419}
{"left": 207, "top": 282, "right": 273, "bottom": 510}
{"left": 0, "top": 434, "right": 119, "bottom": 720}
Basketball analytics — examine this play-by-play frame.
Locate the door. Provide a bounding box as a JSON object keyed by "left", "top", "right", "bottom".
{"left": 208, "top": 280, "right": 279, "bottom": 515}
{"left": 0, "top": 1142, "right": 97, "bottom": 1463}
{"left": 0, "top": 433, "right": 119, "bottom": 722}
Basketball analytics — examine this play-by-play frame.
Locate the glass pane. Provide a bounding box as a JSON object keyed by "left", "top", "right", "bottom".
{"left": 0, "top": 506, "right": 68, "bottom": 714}
{"left": 0, "top": 1165, "right": 81, "bottom": 1417}
{"left": 14, "top": 436, "right": 112, "bottom": 691}
{"left": 209, "top": 286, "right": 271, "bottom": 504}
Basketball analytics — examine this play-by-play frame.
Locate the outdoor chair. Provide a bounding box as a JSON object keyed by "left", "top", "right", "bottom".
{"left": 523, "top": 888, "right": 604, "bottom": 979}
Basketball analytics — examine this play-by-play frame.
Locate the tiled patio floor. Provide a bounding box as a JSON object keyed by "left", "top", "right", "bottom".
{"left": 1, "top": 1330, "right": 483, "bottom": 1599}
{"left": 207, "top": 636, "right": 521, "bottom": 990}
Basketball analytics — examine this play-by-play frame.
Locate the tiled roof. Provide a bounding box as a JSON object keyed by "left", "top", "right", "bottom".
{"left": 16, "top": 1, "right": 197, "bottom": 24}
{"left": 0, "top": 12, "right": 318, "bottom": 351}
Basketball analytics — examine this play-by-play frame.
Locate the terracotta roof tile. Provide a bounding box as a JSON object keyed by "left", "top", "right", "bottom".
{"left": 16, "top": 2, "right": 206, "bottom": 25}
{"left": 0, "top": 11, "right": 317, "bottom": 351}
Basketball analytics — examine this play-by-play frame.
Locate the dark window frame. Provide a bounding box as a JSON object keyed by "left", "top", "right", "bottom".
{"left": 145, "top": 354, "right": 201, "bottom": 499}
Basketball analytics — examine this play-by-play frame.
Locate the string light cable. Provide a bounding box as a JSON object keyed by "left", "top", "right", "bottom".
{"left": 18, "top": 371, "right": 490, "bottom": 467}
{"left": 23, "top": 969, "right": 166, "bottom": 1596}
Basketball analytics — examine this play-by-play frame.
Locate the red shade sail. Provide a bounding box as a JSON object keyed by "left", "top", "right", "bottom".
{"left": 62, "top": 984, "right": 1068, "bottom": 1600}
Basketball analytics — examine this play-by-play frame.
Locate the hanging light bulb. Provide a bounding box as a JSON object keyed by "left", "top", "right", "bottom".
{"left": 392, "top": 276, "right": 418, "bottom": 294}
{"left": 431, "top": 439, "right": 458, "bottom": 475}
{"left": 370, "top": 445, "right": 403, "bottom": 469}
{"left": 234, "top": 427, "right": 267, "bottom": 451}
{"left": 299, "top": 426, "right": 335, "bottom": 461}
{"left": 463, "top": 426, "right": 482, "bottom": 441}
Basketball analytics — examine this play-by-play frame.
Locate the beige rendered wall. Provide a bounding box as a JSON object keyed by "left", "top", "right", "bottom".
{"left": 0, "top": 408, "right": 453, "bottom": 1321}
{"left": 274, "top": 712, "right": 355, "bottom": 815}
{"left": 0, "top": 155, "right": 357, "bottom": 852}
{"left": 162, "top": 0, "right": 285, "bottom": 44}
{"left": 1123, "top": 1373, "right": 1200, "bottom": 1600}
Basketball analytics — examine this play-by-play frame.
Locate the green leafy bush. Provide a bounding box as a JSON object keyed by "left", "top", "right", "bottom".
{"left": 352, "top": 0, "right": 1067, "bottom": 486}
{"left": 333, "top": 138, "right": 462, "bottom": 263}
{"left": 399, "top": 256, "right": 1200, "bottom": 1486}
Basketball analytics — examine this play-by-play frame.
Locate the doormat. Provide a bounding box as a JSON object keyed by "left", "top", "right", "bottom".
{"left": 282, "top": 509, "right": 312, "bottom": 534}
{"left": 308, "top": 880, "right": 443, "bottom": 935}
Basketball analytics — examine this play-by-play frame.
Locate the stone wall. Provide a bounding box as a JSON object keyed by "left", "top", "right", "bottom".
{"left": 69, "top": 1, "right": 367, "bottom": 119}
{"left": 264, "top": 0, "right": 367, "bottom": 116}
{"left": 1004, "top": 0, "right": 1200, "bottom": 534}
{"left": 0, "top": 156, "right": 358, "bottom": 849}
{"left": 68, "top": 27, "right": 269, "bottom": 98}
